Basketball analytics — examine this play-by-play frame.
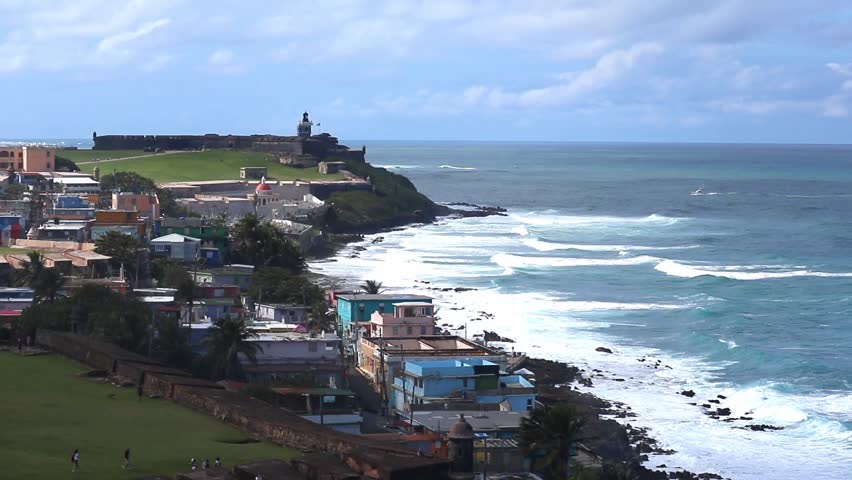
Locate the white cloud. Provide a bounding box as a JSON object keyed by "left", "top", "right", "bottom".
{"left": 208, "top": 48, "right": 234, "bottom": 65}
{"left": 96, "top": 18, "right": 171, "bottom": 56}
{"left": 461, "top": 42, "right": 664, "bottom": 109}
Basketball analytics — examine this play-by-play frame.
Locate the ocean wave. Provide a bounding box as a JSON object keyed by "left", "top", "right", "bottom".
{"left": 654, "top": 259, "right": 852, "bottom": 280}
{"left": 374, "top": 164, "right": 421, "bottom": 170}
{"left": 523, "top": 238, "right": 699, "bottom": 252}
{"left": 438, "top": 164, "right": 476, "bottom": 170}
{"left": 491, "top": 253, "right": 659, "bottom": 269}
{"left": 510, "top": 226, "right": 529, "bottom": 236}
{"left": 513, "top": 212, "right": 685, "bottom": 227}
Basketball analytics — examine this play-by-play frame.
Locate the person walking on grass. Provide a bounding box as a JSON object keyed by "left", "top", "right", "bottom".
{"left": 202, "top": 458, "right": 210, "bottom": 469}
{"left": 137, "top": 384, "right": 143, "bottom": 401}
{"left": 123, "top": 448, "right": 131, "bottom": 470}
{"left": 215, "top": 457, "right": 222, "bottom": 468}
{"left": 71, "top": 449, "right": 80, "bottom": 472}
{"left": 190, "top": 458, "right": 197, "bottom": 471}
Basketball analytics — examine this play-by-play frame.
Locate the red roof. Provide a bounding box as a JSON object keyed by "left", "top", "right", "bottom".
{"left": 255, "top": 179, "right": 271, "bottom": 192}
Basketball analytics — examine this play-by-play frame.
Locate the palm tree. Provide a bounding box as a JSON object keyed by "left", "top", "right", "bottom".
{"left": 360, "top": 280, "right": 384, "bottom": 294}
{"left": 16, "top": 251, "right": 45, "bottom": 288}
{"left": 519, "top": 405, "right": 586, "bottom": 479}
{"left": 201, "top": 316, "right": 262, "bottom": 380}
{"left": 17, "top": 252, "right": 65, "bottom": 303}
{"left": 35, "top": 268, "right": 66, "bottom": 303}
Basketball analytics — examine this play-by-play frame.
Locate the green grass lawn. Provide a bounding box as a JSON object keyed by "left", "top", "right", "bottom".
{"left": 64, "top": 149, "right": 344, "bottom": 183}
{"left": 0, "top": 246, "right": 34, "bottom": 255}
{"left": 57, "top": 150, "right": 147, "bottom": 164}
{"left": 0, "top": 352, "right": 297, "bottom": 479}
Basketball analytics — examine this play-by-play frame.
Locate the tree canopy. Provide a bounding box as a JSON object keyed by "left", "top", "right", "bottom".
{"left": 519, "top": 405, "right": 587, "bottom": 480}
{"left": 230, "top": 214, "right": 305, "bottom": 271}
{"left": 55, "top": 156, "right": 81, "bottom": 172}
{"left": 202, "top": 316, "right": 261, "bottom": 380}
{"left": 360, "top": 280, "right": 384, "bottom": 294}
{"left": 94, "top": 231, "right": 144, "bottom": 286}
{"left": 16, "top": 252, "right": 66, "bottom": 303}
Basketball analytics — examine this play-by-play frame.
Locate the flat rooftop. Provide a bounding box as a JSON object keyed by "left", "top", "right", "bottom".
{"left": 337, "top": 294, "right": 432, "bottom": 302}
{"left": 411, "top": 410, "right": 528, "bottom": 433}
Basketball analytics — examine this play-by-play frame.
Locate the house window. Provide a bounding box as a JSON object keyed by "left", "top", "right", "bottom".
{"left": 462, "top": 379, "right": 468, "bottom": 388}
{"left": 527, "top": 399, "right": 533, "bottom": 411}
{"left": 392, "top": 326, "right": 399, "bottom": 335}
{"left": 406, "top": 326, "right": 412, "bottom": 335}
{"left": 308, "top": 342, "right": 318, "bottom": 352}
{"left": 378, "top": 303, "right": 385, "bottom": 313}
{"left": 325, "top": 342, "right": 334, "bottom": 351}
{"left": 420, "top": 326, "right": 426, "bottom": 335}
{"left": 46, "top": 162, "right": 51, "bottom": 169}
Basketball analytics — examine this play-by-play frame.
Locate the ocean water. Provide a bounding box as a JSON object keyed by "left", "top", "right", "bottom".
{"left": 311, "top": 142, "right": 852, "bottom": 479}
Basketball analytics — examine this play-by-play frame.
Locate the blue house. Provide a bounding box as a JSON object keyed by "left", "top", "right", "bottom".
{"left": 392, "top": 359, "right": 536, "bottom": 415}
{"left": 335, "top": 293, "right": 432, "bottom": 335}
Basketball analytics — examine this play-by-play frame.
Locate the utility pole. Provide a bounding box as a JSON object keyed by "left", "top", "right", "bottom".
{"left": 379, "top": 338, "right": 387, "bottom": 418}
{"left": 400, "top": 345, "right": 409, "bottom": 430}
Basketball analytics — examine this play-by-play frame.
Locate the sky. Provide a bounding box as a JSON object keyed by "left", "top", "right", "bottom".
{"left": 1, "top": 0, "right": 851, "bottom": 143}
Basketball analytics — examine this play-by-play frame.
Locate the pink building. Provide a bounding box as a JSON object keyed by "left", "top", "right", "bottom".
{"left": 365, "top": 302, "right": 436, "bottom": 338}
{"left": 111, "top": 192, "right": 160, "bottom": 218}
{"left": 0, "top": 146, "right": 55, "bottom": 172}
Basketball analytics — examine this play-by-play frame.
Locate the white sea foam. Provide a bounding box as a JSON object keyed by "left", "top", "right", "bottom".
{"left": 718, "top": 338, "right": 739, "bottom": 349}
{"left": 309, "top": 212, "right": 852, "bottom": 480}
{"left": 510, "top": 226, "right": 529, "bottom": 236}
{"left": 373, "top": 164, "right": 421, "bottom": 170}
{"left": 523, "top": 238, "right": 699, "bottom": 252}
{"left": 655, "top": 259, "right": 852, "bottom": 280}
{"left": 513, "top": 212, "right": 685, "bottom": 227}
{"left": 438, "top": 164, "right": 476, "bottom": 170}
{"left": 492, "top": 253, "right": 660, "bottom": 269}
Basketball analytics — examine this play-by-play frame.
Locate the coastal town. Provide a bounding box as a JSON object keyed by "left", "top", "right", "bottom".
{"left": 2, "top": 115, "right": 711, "bottom": 480}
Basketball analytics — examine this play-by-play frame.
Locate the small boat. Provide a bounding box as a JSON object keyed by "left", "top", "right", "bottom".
{"left": 691, "top": 188, "right": 704, "bottom": 196}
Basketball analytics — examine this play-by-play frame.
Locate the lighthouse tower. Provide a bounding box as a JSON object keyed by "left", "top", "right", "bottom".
{"left": 297, "top": 111, "right": 312, "bottom": 138}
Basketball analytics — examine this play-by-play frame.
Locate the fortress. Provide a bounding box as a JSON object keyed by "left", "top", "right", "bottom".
{"left": 92, "top": 112, "right": 366, "bottom": 164}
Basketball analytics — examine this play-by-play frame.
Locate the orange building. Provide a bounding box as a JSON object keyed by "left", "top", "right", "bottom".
{"left": 112, "top": 192, "right": 160, "bottom": 218}
{"left": 91, "top": 210, "right": 146, "bottom": 240}
{"left": 0, "top": 146, "right": 56, "bottom": 172}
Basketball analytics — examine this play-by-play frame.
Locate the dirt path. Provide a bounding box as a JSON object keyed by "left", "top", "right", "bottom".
{"left": 77, "top": 150, "right": 182, "bottom": 165}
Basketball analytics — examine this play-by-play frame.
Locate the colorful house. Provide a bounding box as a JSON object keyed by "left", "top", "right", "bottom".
{"left": 150, "top": 233, "right": 200, "bottom": 263}
{"left": 392, "top": 359, "right": 536, "bottom": 415}
{"left": 193, "top": 264, "right": 254, "bottom": 291}
{"left": 91, "top": 210, "right": 146, "bottom": 240}
{"left": 336, "top": 293, "right": 432, "bottom": 336}
{"left": 159, "top": 217, "right": 228, "bottom": 255}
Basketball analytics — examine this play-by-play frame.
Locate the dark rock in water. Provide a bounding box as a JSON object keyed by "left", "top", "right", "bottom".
{"left": 687, "top": 402, "right": 697, "bottom": 406}
{"left": 680, "top": 390, "right": 696, "bottom": 397}
{"left": 596, "top": 346, "right": 614, "bottom": 354}
{"left": 454, "top": 287, "right": 476, "bottom": 292}
{"left": 708, "top": 399, "right": 720, "bottom": 404}
{"left": 717, "top": 394, "right": 727, "bottom": 399}
{"left": 638, "top": 454, "right": 649, "bottom": 462}
{"left": 701, "top": 404, "right": 711, "bottom": 408}
{"left": 740, "top": 416, "right": 753, "bottom": 420}
{"left": 613, "top": 378, "right": 626, "bottom": 382}
{"left": 657, "top": 464, "right": 668, "bottom": 469}
{"left": 483, "top": 330, "right": 515, "bottom": 343}
{"left": 697, "top": 474, "right": 723, "bottom": 479}
{"left": 371, "top": 236, "right": 384, "bottom": 244}
{"left": 743, "top": 424, "right": 784, "bottom": 432}
{"left": 715, "top": 408, "right": 731, "bottom": 416}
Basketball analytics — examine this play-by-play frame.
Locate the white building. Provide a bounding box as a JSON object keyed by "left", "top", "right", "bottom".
{"left": 150, "top": 233, "right": 200, "bottom": 262}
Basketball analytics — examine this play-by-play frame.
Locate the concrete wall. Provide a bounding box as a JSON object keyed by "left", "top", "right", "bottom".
{"left": 34, "top": 330, "right": 450, "bottom": 479}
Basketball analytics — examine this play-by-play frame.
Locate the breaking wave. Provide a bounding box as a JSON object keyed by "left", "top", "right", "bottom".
{"left": 655, "top": 259, "right": 852, "bottom": 280}
{"left": 492, "top": 253, "right": 659, "bottom": 269}
{"left": 523, "top": 238, "right": 699, "bottom": 252}
{"left": 438, "top": 164, "right": 476, "bottom": 170}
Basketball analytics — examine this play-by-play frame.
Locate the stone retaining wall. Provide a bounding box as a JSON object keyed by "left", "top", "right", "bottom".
{"left": 36, "top": 330, "right": 449, "bottom": 479}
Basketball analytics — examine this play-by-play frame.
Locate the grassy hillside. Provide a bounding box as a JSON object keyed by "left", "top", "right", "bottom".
{"left": 0, "top": 352, "right": 297, "bottom": 479}
{"left": 58, "top": 150, "right": 147, "bottom": 163}
{"left": 64, "top": 150, "right": 343, "bottom": 183}
{"left": 323, "top": 159, "right": 448, "bottom": 232}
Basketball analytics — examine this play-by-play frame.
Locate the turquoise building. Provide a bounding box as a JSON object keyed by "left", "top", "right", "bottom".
{"left": 335, "top": 293, "right": 432, "bottom": 335}
{"left": 392, "top": 359, "right": 536, "bottom": 416}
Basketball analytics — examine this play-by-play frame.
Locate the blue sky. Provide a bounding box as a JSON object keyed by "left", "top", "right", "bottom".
{"left": 1, "top": 0, "right": 851, "bottom": 143}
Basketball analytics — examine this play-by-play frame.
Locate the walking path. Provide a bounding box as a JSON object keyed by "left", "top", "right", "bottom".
{"left": 77, "top": 151, "right": 182, "bottom": 165}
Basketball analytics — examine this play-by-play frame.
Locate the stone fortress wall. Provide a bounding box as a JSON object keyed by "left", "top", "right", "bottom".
{"left": 35, "top": 330, "right": 449, "bottom": 480}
